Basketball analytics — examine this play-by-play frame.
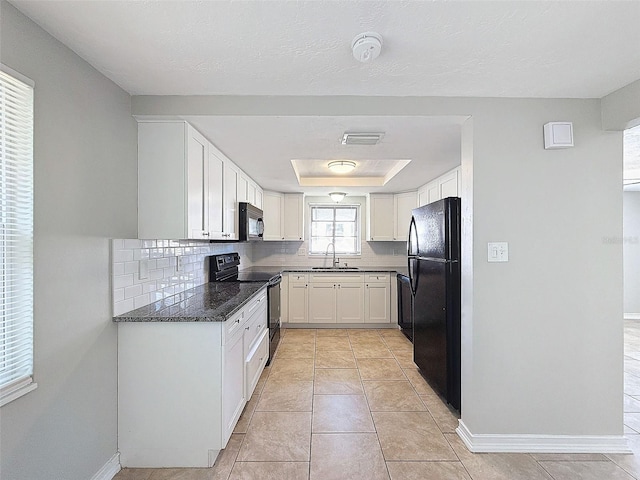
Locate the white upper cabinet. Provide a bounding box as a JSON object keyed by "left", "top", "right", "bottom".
{"left": 223, "top": 161, "right": 239, "bottom": 240}
{"left": 237, "top": 173, "right": 249, "bottom": 204}
{"left": 262, "top": 191, "right": 284, "bottom": 241}
{"left": 367, "top": 194, "right": 395, "bottom": 241}
{"left": 417, "top": 166, "right": 461, "bottom": 207}
{"left": 138, "top": 121, "right": 262, "bottom": 241}
{"left": 283, "top": 193, "right": 304, "bottom": 241}
{"left": 438, "top": 168, "right": 460, "bottom": 199}
{"left": 207, "top": 148, "right": 225, "bottom": 239}
{"left": 262, "top": 192, "right": 304, "bottom": 241}
{"left": 138, "top": 121, "right": 215, "bottom": 240}
{"left": 247, "top": 180, "right": 263, "bottom": 209}
{"left": 393, "top": 191, "right": 418, "bottom": 242}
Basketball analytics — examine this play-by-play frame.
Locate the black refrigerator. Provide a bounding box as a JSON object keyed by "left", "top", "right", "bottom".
{"left": 408, "top": 197, "right": 461, "bottom": 411}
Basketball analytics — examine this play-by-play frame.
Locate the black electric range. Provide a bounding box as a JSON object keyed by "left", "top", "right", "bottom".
{"left": 209, "top": 253, "right": 281, "bottom": 364}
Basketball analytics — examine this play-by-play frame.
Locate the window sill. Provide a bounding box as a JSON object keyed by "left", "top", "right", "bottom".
{"left": 0, "top": 380, "right": 37, "bottom": 407}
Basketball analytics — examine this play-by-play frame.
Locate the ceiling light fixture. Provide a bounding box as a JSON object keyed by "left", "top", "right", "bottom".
{"left": 328, "top": 160, "right": 356, "bottom": 174}
{"left": 352, "top": 32, "right": 383, "bottom": 63}
{"left": 329, "top": 192, "right": 347, "bottom": 203}
{"left": 342, "top": 132, "right": 385, "bottom": 145}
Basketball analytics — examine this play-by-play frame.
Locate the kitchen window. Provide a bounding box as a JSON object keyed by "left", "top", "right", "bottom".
{"left": 0, "top": 66, "right": 36, "bottom": 406}
{"left": 309, "top": 204, "right": 361, "bottom": 256}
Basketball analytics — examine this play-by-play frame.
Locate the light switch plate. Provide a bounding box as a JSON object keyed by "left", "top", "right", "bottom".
{"left": 488, "top": 242, "right": 509, "bottom": 262}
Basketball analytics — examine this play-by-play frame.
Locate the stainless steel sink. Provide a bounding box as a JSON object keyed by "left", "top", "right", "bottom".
{"left": 311, "top": 267, "right": 360, "bottom": 271}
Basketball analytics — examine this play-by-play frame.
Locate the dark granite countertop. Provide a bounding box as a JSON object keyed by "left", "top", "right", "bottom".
{"left": 113, "top": 282, "right": 267, "bottom": 323}
{"left": 246, "top": 266, "right": 409, "bottom": 277}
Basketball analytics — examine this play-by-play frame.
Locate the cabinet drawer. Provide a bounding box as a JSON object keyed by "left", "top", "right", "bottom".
{"left": 310, "top": 273, "right": 363, "bottom": 284}
{"left": 365, "top": 273, "right": 390, "bottom": 283}
{"left": 225, "top": 309, "right": 246, "bottom": 340}
{"left": 246, "top": 288, "right": 267, "bottom": 318}
{"left": 288, "top": 273, "right": 308, "bottom": 284}
{"left": 246, "top": 329, "right": 269, "bottom": 398}
{"left": 244, "top": 303, "right": 267, "bottom": 353}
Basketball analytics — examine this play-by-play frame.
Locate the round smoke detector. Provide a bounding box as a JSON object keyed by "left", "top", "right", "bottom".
{"left": 352, "top": 32, "right": 383, "bottom": 63}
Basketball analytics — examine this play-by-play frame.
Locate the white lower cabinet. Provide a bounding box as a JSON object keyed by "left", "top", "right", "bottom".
{"left": 118, "top": 287, "right": 267, "bottom": 468}
{"left": 308, "top": 282, "right": 337, "bottom": 323}
{"left": 222, "top": 324, "right": 246, "bottom": 443}
{"left": 365, "top": 274, "right": 391, "bottom": 323}
{"left": 287, "top": 274, "right": 309, "bottom": 323}
{"left": 337, "top": 282, "right": 364, "bottom": 323}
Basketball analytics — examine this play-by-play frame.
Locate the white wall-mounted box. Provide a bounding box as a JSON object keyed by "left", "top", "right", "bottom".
{"left": 544, "top": 122, "right": 574, "bottom": 149}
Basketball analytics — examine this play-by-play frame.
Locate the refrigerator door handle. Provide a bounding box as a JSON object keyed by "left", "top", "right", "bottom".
{"left": 408, "top": 257, "right": 419, "bottom": 296}
{"left": 407, "top": 216, "right": 418, "bottom": 257}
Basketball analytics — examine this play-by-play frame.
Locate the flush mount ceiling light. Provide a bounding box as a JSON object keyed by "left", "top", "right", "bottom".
{"left": 352, "top": 32, "right": 383, "bottom": 63}
{"left": 328, "top": 160, "right": 356, "bottom": 174}
{"left": 329, "top": 192, "right": 347, "bottom": 203}
{"left": 341, "top": 132, "right": 385, "bottom": 145}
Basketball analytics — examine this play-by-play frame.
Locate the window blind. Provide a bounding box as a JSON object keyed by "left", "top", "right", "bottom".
{"left": 0, "top": 67, "right": 35, "bottom": 406}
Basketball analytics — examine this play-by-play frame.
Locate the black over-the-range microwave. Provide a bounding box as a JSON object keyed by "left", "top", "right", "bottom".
{"left": 238, "top": 202, "right": 264, "bottom": 241}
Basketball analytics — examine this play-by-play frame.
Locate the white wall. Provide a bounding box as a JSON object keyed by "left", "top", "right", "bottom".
{"left": 132, "top": 94, "right": 624, "bottom": 444}
{"left": 624, "top": 191, "right": 640, "bottom": 316}
{"left": 0, "top": 3, "right": 137, "bottom": 479}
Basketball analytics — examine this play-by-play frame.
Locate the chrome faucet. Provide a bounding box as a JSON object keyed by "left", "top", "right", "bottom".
{"left": 325, "top": 242, "right": 339, "bottom": 268}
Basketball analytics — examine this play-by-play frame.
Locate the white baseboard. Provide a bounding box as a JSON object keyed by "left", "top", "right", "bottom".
{"left": 91, "top": 453, "right": 121, "bottom": 480}
{"left": 456, "top": 420, "right": 631, "bottom": 454}
{"left": 282, "top": 323, "right": 397, "bottom": 329}
{"left": 625, "top": 313, "right": 640, "bottom": 320}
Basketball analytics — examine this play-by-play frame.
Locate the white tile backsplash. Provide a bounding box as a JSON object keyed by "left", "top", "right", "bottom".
{"left": 111, "top": 239, "right": 252, "bottom": 316}
{"left": 111, "top": 233, "right": 403, "bottom": 317}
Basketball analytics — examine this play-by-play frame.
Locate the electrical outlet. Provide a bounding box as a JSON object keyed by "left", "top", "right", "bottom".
{"left": 298, "top": 248, "right": 306, "bottom": 256}
{"left": 177, "top": 256, "right": 186, "bottom": 271}
{"left": 139, "top": 259, "right": 149, "bottom": 280}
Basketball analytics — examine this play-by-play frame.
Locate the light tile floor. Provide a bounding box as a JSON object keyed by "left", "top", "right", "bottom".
{"left": 116, "top": 322, "right": 640, "bottom": 480}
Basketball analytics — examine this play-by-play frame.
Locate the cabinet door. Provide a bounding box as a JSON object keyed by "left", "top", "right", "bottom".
{"left": 393, "top": 192, "right": 418, "bottom": 242}
{"left": 263, "top": 191, "right": 284, "bottom": 241}
{"left": 336, "top": 283, "right": 364, "bottom": 323}
{"left": 365, "top": 282, "right": 391, "bottom": 323}
{"left": 207, "top": 149, "right": 225, "bottom": 239}
{"left": 237, "top": 174, "right": 249, "bottom": 204}
{"left": 223, "top": 162, "right": 239, "bottom": 240}
{"left": 187, "top": 128, "right": 208, "bottom": 239}
{"left": 283, "top": 193, "right": 304, "bottom": 241}
{"left": 288, "top": 282, "right": 308, "bottom": 323}
{"left": 247, "top": 181, "right": 257, "bottom": 206}
{"left": 426, "top": 181, "right": 439, "bottom": 204}
{"left": 254, "top": 187, "right": 263, "bottom": 210}
{"left": 368, "top": 194, "right": 394, "bottom": 241}
{"left": 223, "top": 329, "right": 245, "bottom": 444}
{"left": 439, "top": 168, "right": 459, "bottom": 198}
{"left": 308, "top": 283, "right": 337, "bottom": 323}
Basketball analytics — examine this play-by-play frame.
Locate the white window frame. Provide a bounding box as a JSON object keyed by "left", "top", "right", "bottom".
{"left": 308, "top": 203, "right": 361, "bottom": 256}
{"left": 0, "top": 64, "right": 36, "bottom": 407}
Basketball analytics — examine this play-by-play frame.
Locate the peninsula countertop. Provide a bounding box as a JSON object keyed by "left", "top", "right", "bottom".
{"left": 113, "top": 282, "right": 267, "bottom": 322}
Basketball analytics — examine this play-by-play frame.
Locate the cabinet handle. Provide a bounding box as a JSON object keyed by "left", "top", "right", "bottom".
{"left": 245, "top": 326, "right": 250, "bottom": 330}
{"left": 235, "top": 318, "right": 241, "bottom": 324}
{"left": 203, "top": 232, "right": 209, "bottom": 236}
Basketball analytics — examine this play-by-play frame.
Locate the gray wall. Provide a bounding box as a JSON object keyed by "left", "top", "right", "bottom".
{"left": 132, "top": 94, "right": 623, "bottom": 439}
{"left": 0, "top": 3, "right": 137, "bottom": 480}
{"left": 625, "top": 191, "right": 640, "bottom": 315}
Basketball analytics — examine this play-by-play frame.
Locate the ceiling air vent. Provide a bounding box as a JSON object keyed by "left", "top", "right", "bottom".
{"left": 341, "top": 132, "right": 384, "bottom": 146}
